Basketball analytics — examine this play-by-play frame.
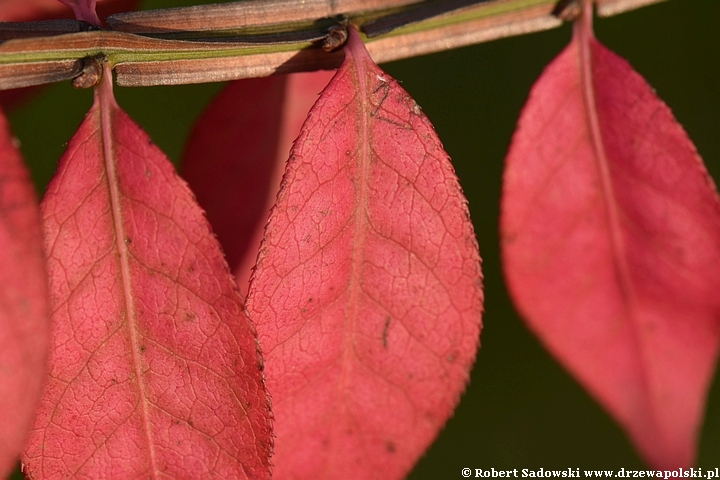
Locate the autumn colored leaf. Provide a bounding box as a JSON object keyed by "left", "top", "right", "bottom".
{"left": 246, "top": 28, "right": 483, "bottom": 479}
{"left": 181, "top": 71, "right": 334, "bottom": 295}
{"left": 501, "top": 7, "right": 720, "bottom": 469}
{"left": 22, "top": 66, "right": 272, "bottom": 478}
{"left": 57, "top": 0, "right": 100, "bottom": 25}
{"left": 0, "top": 0, "right": 134, "bottom": 22}
{"left": 0, "top": 0, "right": 138, "bottom": 110}
{"left": 0, "top": 110, "right": 50, "bottom": 478}
{"left": 0, "top": 0, "right": 73, "bottom": 22}
{"left": 0, "top": 88, "right": 44, "bottom": 113}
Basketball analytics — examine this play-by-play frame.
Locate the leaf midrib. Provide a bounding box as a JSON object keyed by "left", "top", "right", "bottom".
{"left": 577, "top": 8, "right": 659, "bottom": 436}
{"left": 329, "top": 32, "right": 372, "bottom": 471}
{"left": 98, "top": 69, "right": 159, "bottom": 478}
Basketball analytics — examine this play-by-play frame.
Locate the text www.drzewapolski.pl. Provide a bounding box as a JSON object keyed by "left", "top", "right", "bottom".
{"left": 462, "top": 469, "right": 720, "bottom": 479}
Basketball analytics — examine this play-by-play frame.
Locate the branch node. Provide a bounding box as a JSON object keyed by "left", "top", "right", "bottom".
{"left": 552, "top": 0, "right": 583, "bottom": 21}
{"left": 322, "top": 16, "right": 349, "bottom": 52}
{"left": 72, "top": 54, "right": 106, "bottom": 89}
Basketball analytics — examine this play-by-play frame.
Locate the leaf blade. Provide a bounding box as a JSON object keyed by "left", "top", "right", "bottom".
{"left": 0, "top": 0, "right": 136, "bottom": 22}
{"left": 0, "top": 0, "right": 139, "bottom": 109}
{"left": 181, "top": 71, "right": 335, "bottom": 295}
{"left": 57, "top": 0, "right": 101, "bottom": 25}
{"left": 23, "top": 68, "right": 271, "bottom": 478}
{"left": 501, "top": 14, "right": 720, "bottom": 468}
{"left": 0, "top": 110, "right": 50, "bottom": 478}
{"left": 247, "top": 28, "right": 483, "bottom": 479}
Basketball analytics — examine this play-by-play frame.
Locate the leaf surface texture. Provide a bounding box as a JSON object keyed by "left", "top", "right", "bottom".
{"left": 23, "top": 69, "right": 272, "bottom": 479}
{"left": 247, "top": 29, "right": 483, "bottom": 479}
{"left": 501, "top": 12, "right": 720, "bottom": 468}
{"left": 182, "top": 71, "right": 334, "bottom": 294}
{"left": 0, "top": 110, "right": 49, "bottom": 478}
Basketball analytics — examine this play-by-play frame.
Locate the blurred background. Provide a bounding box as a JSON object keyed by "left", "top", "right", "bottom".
{"left": 6, "top": 0, "right": 720, "bottom": 476}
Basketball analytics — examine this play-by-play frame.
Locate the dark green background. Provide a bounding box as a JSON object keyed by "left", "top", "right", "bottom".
{"left": 7, "top": 0, "right": 720, "bottom": 477}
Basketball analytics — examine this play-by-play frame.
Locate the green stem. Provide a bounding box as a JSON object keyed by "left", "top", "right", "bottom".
{"left": 0, "top": 0, "right": 668, "bottom": 89}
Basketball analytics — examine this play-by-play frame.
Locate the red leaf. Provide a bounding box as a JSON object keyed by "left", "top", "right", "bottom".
{"left": 0, "top": 0, "right": 133, "bottom": 22}
{"left": 57, "top": 0, "right": 100, "bottom": 25}
{"left": 246, "top": 29, "right": 483, "bottom": 479}
{"left": 0, "top": 111, "right": 49, "bottom": 478}
{"left": 0, "top": 0, "right": 73, "bottom": 21}
{"left": 501, "top": 8, "right": 720, "bottom": 468}
{"left": 181, "top": 71, "right": 334, "bottom": 295}
{"left": 0, "top": 0, "right": 139, "bottom": 110}
{"left": 0, "top": 88, "right": 45, "bottom": 113}
{"left": 22, "top": 67, "right": 272, "bottom": 478}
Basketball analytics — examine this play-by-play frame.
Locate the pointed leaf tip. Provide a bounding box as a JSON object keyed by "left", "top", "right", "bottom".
{"left": 247, "top": 28, "right": 483, "bottom": 479}
{"left": 501, "top": 17, "right": 720, "bottom": 468}
{"left": 0, "top": 111, "right": 50, "bottom": 478}
{"left": 23, "top": 68, "right": 271, "bottom": 478}
{"left": 182, "top": 71, "right": 335, "bottom": 296}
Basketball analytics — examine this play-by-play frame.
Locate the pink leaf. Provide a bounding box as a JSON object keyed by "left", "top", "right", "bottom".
{"left": 0, "top": 0, "right": 73, "bottom": 21}
{"left": 57, "top": 0, "right": 100, "bottom": 25}
{"left": 501, "top": 7, "right": 720, "bottom": 469}
{"left": 22, "top": 67, "right": 272, "bottom": 478}
{"left": 0, "top": 0, "right": 139, "bottom": 110}
{"left": 0, "top": 111, "right": 50, "bottom": 478}
{"left": 181, "top": 71, "right": 334, "bottom": 295}
{"left": 246, "top": 28, "right": 483, "bottom": 479}
{"left": 0, "top": 0, "right": 130, "bottom": 24}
